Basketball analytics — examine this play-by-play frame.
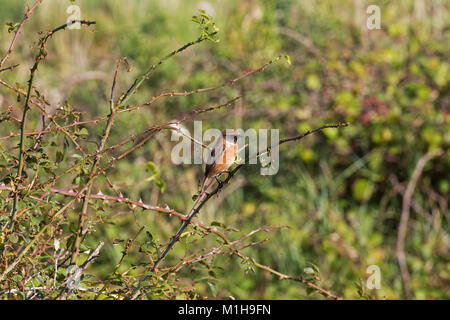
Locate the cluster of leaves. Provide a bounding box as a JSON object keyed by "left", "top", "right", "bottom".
{"left": 191, "top": 9, "right": 219, "bottom": 43}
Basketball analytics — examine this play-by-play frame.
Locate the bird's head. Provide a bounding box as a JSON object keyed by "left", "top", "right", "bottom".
{"left": 221, "top": 129, "right": 241, "bottom": 143}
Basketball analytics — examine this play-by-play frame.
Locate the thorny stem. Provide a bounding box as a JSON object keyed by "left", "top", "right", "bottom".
{"left": 69, "top": 57, "right": 127, "bottom": 264}
{"left": 94, "top": 227, "right": 144, "bottom": 300}
{"left": 8, "top": 20, "right": 96, "bottom": 230}
{"left": 69, "top": 34, "right": 216, "bottom": 263}
{"left": 0, "top": 0, "right": 44, "bottom": 69}
{"left": 0, "top": 13, "right": 346, "bottom": 298}
{"left": 117, "top": 32, "right": 217, "bottom": 107}
{"left": 149, "top": 123, "right": 348, "bottom": 272}
{"left": 0, "top": 56, "right": 282, "bottom": 141}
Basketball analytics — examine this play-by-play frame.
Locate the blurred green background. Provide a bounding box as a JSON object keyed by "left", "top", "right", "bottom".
{"left": 0, "top": 0, "right": 449, "bottom": 299}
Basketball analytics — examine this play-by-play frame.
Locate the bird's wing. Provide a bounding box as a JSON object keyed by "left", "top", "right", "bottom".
{"left": 206, "top": 137, "right": 224, "bottom": 163}
{"left": 204, "top": 137, "right": 225, "bottom": 177}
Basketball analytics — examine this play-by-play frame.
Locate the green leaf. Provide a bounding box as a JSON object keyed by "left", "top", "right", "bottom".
{"left": 155, "top": 178, "right": 166, "bottom": 192}
{"left": 146, "top": 161, "right": 158, "bottom": 175}
{"left": 283, "top": 54, "right": 292, "bottom": 65}
{"left": 9, "top": 234, "right": 18, "bottom": 243}
{"left": 303, "top": 267, "right": 315, "bottom": 275}
{"left": 79, "top": 243, "right": 88, "bottom": 252}
{"left": 191, "top": 9, "right": 219, "bottom": 42}
{"left": 78, "top": 128, "right": 88, "bottom": 135}
{"left": 211, "top": 221, "right": 227, "bottom": 229}
{"left": 306, "top": 287, "right": 315, "bottom": 295}
{"left": 56, "top": 150, "right": 64, "bottom": 163}
{"left": 6, "top": 22, "right": 19, "bottom": 33}
{"left": 69, "top": 224, "right": 78, "bottom": 233}
{"left": 208, "top": 282, "right": 217, "bottom": 296}
{"left": 74, "top": 174, "right": 83, "bottom": 187}
{"left": 306, "top": 262, "right": 321, "bottom": 276}
{"left": 306, "top": 74, "right": 321, "bottom": 90}
{"left": 208, "top": 270, "right": 217, "bottom": 278}
{"left": 352, "top": 178, "right": 374, "bottom": 201}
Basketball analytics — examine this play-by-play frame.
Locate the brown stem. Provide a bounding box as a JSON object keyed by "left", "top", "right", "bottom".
{"left": 8, "top": 19, "right": 96, "bottom": 230}
{"left": 396, "top": 148, "right": 443, "bottom": 299}
{"left": 0, "top": 0, "right": 44, "bottom": 69}
{"left": 149, "top": 123, "right": 348, "bottom": 271}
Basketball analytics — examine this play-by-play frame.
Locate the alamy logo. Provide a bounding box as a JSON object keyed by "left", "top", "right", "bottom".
{"left": 366, "top": 5, "right": 381, "bottom": 30}
{"left": 67, "top": 5, "right": 81, "bottom": 29}
{"left": 170, "top": 121, "right": 280, "bottom": 175}
{"left": 366, "top": 265, "right": 381, "bottom": 289}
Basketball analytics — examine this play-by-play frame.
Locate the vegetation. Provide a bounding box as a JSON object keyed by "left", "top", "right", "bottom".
{"left": 0, "top": 0, "right": 448, "bottom": 300}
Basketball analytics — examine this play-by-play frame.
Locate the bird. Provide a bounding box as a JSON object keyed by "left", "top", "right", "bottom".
{"left": 200, "top": 129, "right": 240, "bottom": 193}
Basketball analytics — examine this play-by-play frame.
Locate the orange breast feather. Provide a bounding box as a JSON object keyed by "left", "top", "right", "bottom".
{"left": 206, "top": 141, "right": 237, "bottom": 177}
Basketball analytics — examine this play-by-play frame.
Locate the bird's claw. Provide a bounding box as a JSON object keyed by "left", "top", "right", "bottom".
{"left": 214, "top": 176, "right": 224, "bottom": 191}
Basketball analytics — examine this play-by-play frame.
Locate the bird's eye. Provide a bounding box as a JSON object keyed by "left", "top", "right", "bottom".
{"left": 234, "top": 135, "right": 238, "bottom": 143}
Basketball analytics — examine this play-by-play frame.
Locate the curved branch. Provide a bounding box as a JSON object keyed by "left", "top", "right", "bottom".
{"left": 150, "top": 123, "right": 348, "bottom": 271}
{"left": 396, "top": 148, "right": 443, "bottom": 299}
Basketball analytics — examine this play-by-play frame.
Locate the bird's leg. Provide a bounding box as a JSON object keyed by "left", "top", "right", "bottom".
{"left": 214, "top": 175, "right": 223, "bottom": 190}
{"left": 214, "top": 170, "right": 233, "bottom": 193}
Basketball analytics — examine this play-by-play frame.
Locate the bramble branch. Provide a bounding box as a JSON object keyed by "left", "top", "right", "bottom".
{"left": 7, "top": 19, "right": 96, "bottom": 230}
{"left": 0, "top": 0, "right": 44, "bottom": 69}
{"left": 149, "top": 123, "right": 348, "bottom": 272}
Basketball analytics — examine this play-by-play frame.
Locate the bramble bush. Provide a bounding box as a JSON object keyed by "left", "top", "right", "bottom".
{"left": 0, "top": 0, "right": 449, "bottom": 300}
{"left": 0, "top": 4, "right": 346, "bottom": 300}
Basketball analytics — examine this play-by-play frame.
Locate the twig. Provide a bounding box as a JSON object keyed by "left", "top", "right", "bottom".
{"left": 117, "top": 32, "right": 217, "bottom": 107}
{"left": 7, "top": 19, "right": 96, "bottom": 230}
{"left": 0, "top": 54, "right": 283, "bottom": 141}
{"left": 110, "top": 57, "right": 130, "bottom": 104}
{"left": 149, "top": 178, "right": 216, "bottom": 272}
{"left": 0, "top": 117, "right": 108, "bottom": 141}
{"left": 57, "top": 242, "right": 104, "bottom": 299}
{"left": 279, "top": 123, "right": 348, "bottom": 145}
{"left": 0, "top": 98, "right": 241, "bottom": 280}
{"left": 94, "top": 227, "right": 144, "bottom": 299}
{"left": 0, "top": 64, "right": 19, "bottom": 73}
{"left": 388, "top": 174, "right": 450, "bottom": 250}
{"left": 0, "top": 0, "right": 44, "bottom": 69}
{"left": 277, "top": 27, "right": 327, "bottom": 70}
{"left": 233, "top": 250, "right": 342, "bottom": 299}
{"left": 124, "top": 55, "right": 285, "bottom": 113}
{"left": 149, "top": 123, "right": 348, "bottom": 271}
{"left": 95, "top": 96, "right": 241, "bottom": 166}
{"left": 396, "top": 148, "right": 443, "bottom": 299}
{"left": 80, "top": 242, "right": 104, "bottom": 270}
{"left": 70, "top": 56, "right": 125, "bottom": 264}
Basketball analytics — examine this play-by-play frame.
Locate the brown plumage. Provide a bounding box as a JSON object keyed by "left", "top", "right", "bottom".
{"left": 200, "top": 129, "right": 239, "bottom": 193}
